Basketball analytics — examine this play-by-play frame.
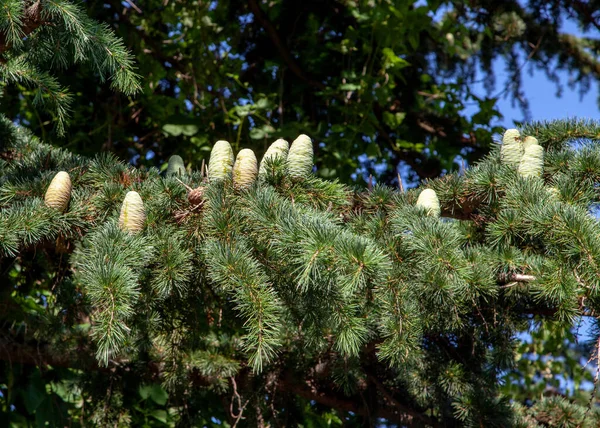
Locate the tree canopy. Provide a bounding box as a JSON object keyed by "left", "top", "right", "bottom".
{"left": 2, "top": 1, "right": 600, "bottom": 427}
{"left": 2, "top": 0, "right": 600, "bottom": 183}
{"left": 4, "top": 111, "right": 600, "bottom": 426}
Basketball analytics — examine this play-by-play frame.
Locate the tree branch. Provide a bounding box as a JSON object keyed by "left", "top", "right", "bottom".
{"left": 278, "top": 369, "right": 441, "bottom": 427}
{"left": 0, "top": 1, "right": 44, "bottom": 56}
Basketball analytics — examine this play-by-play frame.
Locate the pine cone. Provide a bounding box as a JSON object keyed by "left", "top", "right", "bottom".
{"left": 167, "top": 155, "right": 186, "bottom": 177}
{"left": 518, "top": 144, "right": 544, "bottom": 178}
{"left": 500, "top": 129, "right": 523, "bottom": 167}
{"left": 522, "top": 136, "right": 538, "bottom": 150}
{"left": 259, "top": 138, "right": 289, "bottom": 178}
{"left": 119, "top": 191, "right": 146, "bottom": 233}
{"left": 44, "top": 171, "right": 72, "bottom": 212}
{"left": 287, "top": 134, "right": 313, "bottom": 180}
{"left": 188, "top": 186, "right": 205, "bottom": 206}
{"left": 208, "top": 140, "right": 234, "bottom": 182}
{"left": 416, "top": 188, "right": 441, "bottom": 217}
{"left": 233, "top": 149, "right": 258, "bottom": 190}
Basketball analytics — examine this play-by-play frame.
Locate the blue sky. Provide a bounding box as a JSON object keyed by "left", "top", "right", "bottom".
{"left": 477, "top": 20, "right": 599, "bottom": 127}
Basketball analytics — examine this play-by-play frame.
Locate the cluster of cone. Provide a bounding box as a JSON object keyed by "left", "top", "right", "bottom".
{"left": 500, "top": 129, "right": 544, "bottom": 178}
{"left": 412, "top": 128, "right": 546, "bottom": 217}
{"left": 207, "top": 134, "right": 313, "bottom": 188}
{"left": 42, "top": 128, "right": 543, "bottom": 229}
{"left": 44, "top": 168, "right": 146, "bottom": 234}
{"left": 43, "top": 135, "right": 314, "bottom": 234}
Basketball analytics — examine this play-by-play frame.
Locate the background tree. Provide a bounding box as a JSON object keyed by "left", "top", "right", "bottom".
{"left": 3, "top": 0, "right": 600, "bottom": 427}
{"left": 2, "top": 0, "right": 600, "bottom": 183}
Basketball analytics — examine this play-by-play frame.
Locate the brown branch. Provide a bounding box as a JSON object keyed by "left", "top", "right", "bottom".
{"left": 0, "top": 1, "right": 44, "bottom": 56}
{"left": 278, "top": 370, "right": 440, "bottom": 426}
{"left": 365, "top": 371, "right": 441, "bottom": 427}
{"left": 568, "top": 0, "right": 600, "bottom": 32}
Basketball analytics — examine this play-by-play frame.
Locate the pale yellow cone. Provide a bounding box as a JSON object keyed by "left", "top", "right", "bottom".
{"left": 287, "top": 134, "right": 313, "bottom": 180}
{"left": 119, "top": 191, "right": 146, "bottom": 233}
{"left": 518, "top": 144, "right": 544, "bottom": 178}
{"left": 208, "top": 140, "right": 234, "bottom": 182}
{"left": 500, "top": 129, "right": 523, "bottom": 168}
{"left": 259, "top": 139, "right": 289, "bottom": 178}
{"left": 416, "top": 188, "right": 441, "bottom": 217}
{"left": 44, "top": 171, "right": 72, "bottom": 212}
{"left": 233, "top": 149, "right": 258, "bottom": 190}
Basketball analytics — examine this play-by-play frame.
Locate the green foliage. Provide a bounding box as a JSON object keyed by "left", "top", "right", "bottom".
{"left": 3, "top": 115, "right": 600, "bottom": 425}
{"left": 2, "top": 0, "right": 600, "bottom": 425}
{"left": 0, "top": 0, "right": 140, "bottom": 135}
{"left": 2, "top": 1, "right": 599, "bottom": 182}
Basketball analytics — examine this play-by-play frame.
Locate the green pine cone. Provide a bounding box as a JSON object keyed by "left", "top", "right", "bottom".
{"left": 500, "top": 129, "right": 523, "bottom": 167}
{"left": 44, "top": 171, "right": 72, "bottom": 212}
{"left": 119, "top": 191, "right": 146, "bottom": 233}
{"left": 287, "top": 134, "right": 313, "bottom": 180}
{"left": 518, "top": 144, "right": 544, "bottom": 178}
{"left": 416, "top": 188, "right": 441, "bottom": 217}
{"left": 208, "top": 140, "right": 234, "bottom": 182}
{"left": 233, "top": 149, "right": 258, "bottom": 190}
{"left": 259, "top": 138, "right": 289, "bottom": 178}
{"left": 166, "top": 155, "right": 186, "bottom": 177}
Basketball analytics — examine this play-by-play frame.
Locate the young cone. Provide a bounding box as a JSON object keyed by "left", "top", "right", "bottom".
{"left": 522, "top": 136, "right": 539, "bottom": 150}
{"left": 416, "top": 188, "right": 441, "bottom": 217}
{"left": 259, "top": 139, "right": 289, "bottom": 178}
{"left": 500, "top": 129, "right": 523, "bottom": 167}
{"left": 119, "top": 191, "right": 146, "bottom": 233}
{"left": 166, "top": 155, "right": 186, "bottom": 177}
{"left": 518, "top": 143, "right": 544, "bottom": 178}
{"left": 44, "top": 171, "right": 72, "bottom": 212}
{"left": 287, "top": 134, "right": 313, "bottom": 180}
{"left": 208, "top": 140, "right": 234, "bottom": 182}
{"left": 233, "top": 149, "right": 258, "bottom": 190}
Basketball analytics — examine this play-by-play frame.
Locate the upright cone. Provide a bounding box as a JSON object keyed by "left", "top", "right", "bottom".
{"left": 518, "top": 144, "right": 544, "bottom": 178}
{"left": 166, "top": 155, "right": 186, "bottom": 177}
{"left": 500, "top": 129, "right": 523, "bottom": 168}
{"left": 44, "top": 171, "right": 72, "bottom": 212}
{"left": 119, "top": 191, "right": 146, "bottom": 233}
{"left": 522, "top": 136, "right": 539, "bottom": 150}
{"left": 208, "top": 140, "right": 234, "bottom": 182}
{"left": 233, "top": 149, "right": 258, "bottom": 190}
{"left": 287, "top": 134, "right": 313, "bottom": 180}
{"left": 416, "top": 188, "right": 441, "bottom": 217}
{"left": 259, "top": 139, "right": 289, "bottom": 178}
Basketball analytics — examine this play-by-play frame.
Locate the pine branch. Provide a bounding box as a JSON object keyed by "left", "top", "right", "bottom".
{"left": 0, "top": 0, "right": 140, "bottom": 134}
{"left": 0, "top": 0, "right": 44, "bottom": 55}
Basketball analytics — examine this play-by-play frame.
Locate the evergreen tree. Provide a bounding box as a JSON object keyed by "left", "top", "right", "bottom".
{"left": 3, "top": 1, "right": 600, "bottom": 427}
{"left": 3, "top": 116, "right": 600, "bottom": 426}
